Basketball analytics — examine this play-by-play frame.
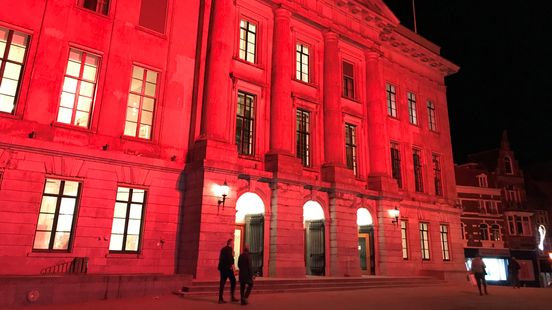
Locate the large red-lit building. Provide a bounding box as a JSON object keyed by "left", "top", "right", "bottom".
{"left": 0, "top": 0, "right": 463, "bottom": 281}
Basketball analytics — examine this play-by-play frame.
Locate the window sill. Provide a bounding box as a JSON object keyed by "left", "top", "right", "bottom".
{"left": 52, "top": 122, "right": 93, "bottom": 133}
{"left": 28, "top": 251, "right": 72, "bottom": 257}
{"left": 237, "top": 154, "right": 263, "bottom": 162}
{"left": 106, "top": 252, "right": 143, "bottom": 259}
{"left": 293, "top": 79, "right": 318, "bottom": 89}
{"left": 121, "top": 135, "right": 156, "bottom": 145}
{"left": 75, "top": 6, "right": 112, "bottom": 20}
{"left": 0, "top": 111, "right": 21, "bottom": 120}
{"left": 135, "top": 25, "right": 168, "bottom": 39}
{"left": 233, "top": 57, "right": 264, "bottom": 71}
{"left": 387, "top": 115, "right": 399, "bottom": 121}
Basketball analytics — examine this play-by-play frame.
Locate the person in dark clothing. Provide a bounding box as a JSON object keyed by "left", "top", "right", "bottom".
{"left": 218, "top": 239, "right": 238, "bottom": 304}
{"left": 238, "top": 245, "right": 254, "bottom": 305}
{"left": 470, "top": 255, "right": 488, "bottom": 296}
{"left": 508, "top": 256, "right": 521, "bottom": 289}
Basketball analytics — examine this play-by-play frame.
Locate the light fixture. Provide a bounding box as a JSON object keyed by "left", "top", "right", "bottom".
{"left": 216, "top": 180, "right": 230, "bottom": 212}
{"left": 389, "top": 207, "right": 400, "bottom": 226}
{"left": 549, "top": 252, "right": 552, "bottom": 261}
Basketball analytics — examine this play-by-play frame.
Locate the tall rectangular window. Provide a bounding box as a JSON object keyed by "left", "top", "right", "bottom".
{"left": 432, "top": 154, "right": 443, "bottom": 196}
{"left": 33, "top": 179, "right": 81, "bottom": 251}
{"left": 239, "top": 19, "right": 257, "bottom": 63}
{"left": 296, "top": 43, "right": 309, "bottom": 83}
{"left": 124, "top": 65, "right": 158, "bottom": 139}
{"left": 386, "top": 83, "right": 397, "bottom": 118}
{"left": 296, "top": 109, "right": 310, "bottom": 167}
{"left": 345, "top": 123, "right": 358, "bottom": 175}
{"left": 490, "top": 224, "right": 501, "bottom": 241}
{"left": 391, "top": 142, "right": 402, "bottom": 188}
{"left": 407, "top": 92, "right": 417, "bottom": 125}
{"left": 342, "top": 61, "right": 355, "bottom": 99}
{"left": 440, "top": 224, "right": 450, "bottom": 261}
{"left": 401, "top": 220, "right": 408, "bottom": 259}
{"left": 0, "top": 27, "right": 29, "bottom": 114}
{"left": 57, "top": 48, "right": 100, "bottom": 128}
{"left": 109, "top": 187, "right": 146, "bottom": 253}
{"left": 79, "top": 0, "right": 109, "bottom": 15}
{"left": 427, "top": 101, "right": 437, "bottom": 131}
{"left": 419, "top": 222, "right": 430, "bottom": 260}
{"left": 413, "top": 148, "right": 424, "bottom": 192}
{"left": 138, "top": 0, "right": 168, "bottom": 34}
{"left": 236, "top": 91, "right": 255, "bottom": 156}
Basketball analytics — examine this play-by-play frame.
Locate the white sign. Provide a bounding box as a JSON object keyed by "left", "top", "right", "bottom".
{"left": 538, "top": 225, "right": 546, "bottom": 251}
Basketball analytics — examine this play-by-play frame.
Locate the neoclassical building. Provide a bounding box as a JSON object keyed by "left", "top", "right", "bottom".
{"left": 0, "top": 0, "right": 463, "bottom": 281}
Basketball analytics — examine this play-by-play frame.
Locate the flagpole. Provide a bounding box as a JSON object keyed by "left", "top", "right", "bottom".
{"left": 412, "top": 0, "right": 418, "bottom": 33}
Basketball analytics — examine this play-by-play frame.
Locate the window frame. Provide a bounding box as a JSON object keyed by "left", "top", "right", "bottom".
{"left": 413, "top": 148, "right": 424, "bottom": 193}
{"left": 490, "top": 224, "right": 501, "bottom": 241}
{"left": 401, "top": 220, "right": 409, "bottom": 260}
{"left": 295, "top": 42, "right": 310, "bottom": 83}
{"left": 345, "top": 123, "right": 358, "bottom": 176}
{"left": 78, "top": 0, "right": 110, "bottom": 15}
{"left": 432, "top": 154, "right": 443, "bottom": 196}
{"left": 427, "top": 100, "right": 437, "bottom": 131}
{"left": 32, "top": 178, "right": 82, "bottom": 252}
{"left": 0, "top": 26, "right": 30, "bottom": 116}
{"left": 390, "top": 142, "right": 402, "bottom": 188}
{"left": 407, "top": 92, "right": 417, "bottom": 125}
{"left": 479, "top": 223, "right": 489, "bottom": 241}
{"left": 123, "top": 64, "right": 159, "bottom": 140}
{"left": 386, "top": 83, "right": 397, "bottom": 118}
{"left": 109, "top": 186, "right": 147, "bottom": 253}
{"left": 439, "top": 224, "right": 450, "bottom": 261}
{"left": 236, "top": 90, "right": 256, "bottom": 156}
{"left": 342, "top": 61, "right": 355, "bottom": 100}
{"left": 419, "top": 222, "right": 430, "bottom": 260}
{"left": 296, "top": 108, "right": 311, "bottom": 167}
{"left": 504, "top": 156, "right": 513, "bottom": 175}
{"left": 238, "top": 18, "right": 257, "bottom": 64}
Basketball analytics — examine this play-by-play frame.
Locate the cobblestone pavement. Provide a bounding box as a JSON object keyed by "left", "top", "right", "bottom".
{"left": 3, "top": 283, "right": 552, "bottom": 310}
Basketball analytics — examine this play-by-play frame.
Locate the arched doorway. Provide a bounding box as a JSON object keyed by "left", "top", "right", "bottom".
{"left": 357, "top": 208, "right": 375, "bottom": 275}
{"left": 235, "top": 192, "right": 265, "bottom": 276}
{"left": 303, "top": 201, "right": 325, "bottom": 276}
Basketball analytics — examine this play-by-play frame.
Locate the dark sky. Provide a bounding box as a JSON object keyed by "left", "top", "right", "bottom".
{"left": 383, "top": 1, "right": 552, "bottom": 167}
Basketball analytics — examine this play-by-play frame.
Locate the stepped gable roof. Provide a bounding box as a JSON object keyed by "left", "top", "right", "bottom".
{"left": 467, "top": 149, "right": 500, "bottom": 173}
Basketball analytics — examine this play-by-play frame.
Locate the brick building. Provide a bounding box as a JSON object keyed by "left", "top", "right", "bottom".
{"left": 0, "top": 0, "right": 463, "bottom": 281}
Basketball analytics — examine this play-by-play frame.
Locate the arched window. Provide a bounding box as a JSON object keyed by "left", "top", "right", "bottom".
{"left": 479, "top": 224, "right": 489, "bottom": 241}
{"left": 504, "top": 156, "right": 513, "bottom": 174}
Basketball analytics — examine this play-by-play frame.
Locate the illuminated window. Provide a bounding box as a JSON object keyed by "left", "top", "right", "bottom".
{"left": 296, "top": 44, "right": 309, "bottom": 83}
{"left": 342, "top": 62, "right": 355, "bottom": 99}
{"left": 124, "top": 65, "right": 158, "bottom": 139}
{"left": 432, "top": 154, "right": 442, "bottom": 196}
{"left": 239, "top": 19, "right": 257, "bottom": 63}
{"left": 57, "top": 48, "right": 100, "bottom": 128}
{"left": 236, "top": 91, "right": 255, "bottom": 156}
{"left": 390, "top": 142, "right": 402, "bottom": 188}
{"left": 490, "top": 224, "right": 501, "bottom": 241}
{"left": 345, "top": 123, "right": 358, "bottom": 176}
{"left": 296, "top": 109, "right": 310, "bottom": 167}
{"left": 386, "top": 83, "right": 397, "bottom": 118}
{"left": 419, "top": 222, "right": 430, "bottom": 260}
{"left": 401, "top": 220, "right": 408, "bottom": 259}
{"left": 427, "top": 101, "right": 437, "bottom": 131}
{"left": 479, "top": 224, "right": 489, "bottom": 240}
{"left": 440, "top": 224, "right": 450, "bottom": 261}
{"left": 407, "top": 92, "right": 417, "bottom": 125}
{"left": 138, "top": 0, "right": 168, "bottom": 34}
{"left": 0, "top": 27, "right": 29, "bottom": 114}
{"left": 33, "top": 179, "right": 81, "bottom": 251}
{"left": 109, "top": 187, "right": 146, "bottom": 252}
{"left": 413, "top": 148, "right": 423, "bottom": 192}
{"left": 504, "top": 156, "right": 513, "bottom": 174}
{"left": 476, "top": 174, "right": 488, "bottom": 187}
{"left": 78, "top": 0, "right": 109, "bottom": 15}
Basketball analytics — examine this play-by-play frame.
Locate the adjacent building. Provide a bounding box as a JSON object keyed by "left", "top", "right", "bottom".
{"left": 0, "top": 0, "right": 464, "bottom": 281}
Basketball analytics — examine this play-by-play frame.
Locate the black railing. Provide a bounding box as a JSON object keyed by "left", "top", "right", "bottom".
{"left": 40, "top": 257, "right": 88, "bottom": 275}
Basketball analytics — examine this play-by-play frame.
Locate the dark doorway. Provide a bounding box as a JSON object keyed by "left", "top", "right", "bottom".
{"left": 359, "top": 225, "right": 375, "bottom": 275}
{"left": 305, "top": 220, "right": 325, "bottom": 276}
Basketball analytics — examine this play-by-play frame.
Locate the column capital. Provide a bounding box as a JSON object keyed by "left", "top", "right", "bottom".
{"left": 364, "top": 50, "right": 381, "bottom": 61}
{"left": 274, "top": 6, "right": 291, "bottom": 19}
{"left": 323, "top": 30, "right": 339, "bottom": 41}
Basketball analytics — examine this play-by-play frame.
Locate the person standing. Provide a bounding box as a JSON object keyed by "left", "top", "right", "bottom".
{"left": 238, "top": 245, "right": 254, "bottom": 305}
{"left": 470, "top": 255, "right": 488, "bottom": 296}
{"left": 218, "top": 239, "right": 238, "bottom": 304}
{"left": 508, "top": 256, "right": 521, "bottom": 289}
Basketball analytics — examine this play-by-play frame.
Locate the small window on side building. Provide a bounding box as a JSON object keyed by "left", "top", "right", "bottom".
{"left": 138, "top": 0, "right": 168, "bottom": 34}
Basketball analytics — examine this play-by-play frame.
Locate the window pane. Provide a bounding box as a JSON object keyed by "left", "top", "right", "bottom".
{"left": 60, "top": 92, "right": 75, "bottom": 108}
{"left": 126, "top": 107, "right": 139, "bottom": 122}
{"left": 127, "top": 219, "right": 141, "bottom": 234}
{"left": 52, "top": 232, "right": 70, "bottom": 250}
{"left": 144, "top": 82, "right": 156, "bottom": 97}
{"left": 141, "top": 110, "right": 152, "bottom": 125}
{"left": 79, "top": 81, "right": 95, "bottom": 97}
{"left": 0, "top": 94, "right": 15, "bottom": 113}
{"left": 117, "top": 188, "right": 130, "bottom": 201}
{"left": 114, "top": 202, "right": 127, "bottom": 218}
{"left": 4, "top": 62, "right": 22, "bottom": 80}
{"left": 111, "top": 218, "right": 126, "bottom": 234}
{"left": 36, "top": 213, "right": 55, "bottom": 231}
{"left": 7, "top": 45, "right": 26, "bottom": 62}
{"left": 138, "top": 125, "right": 151, "bottom": 139}
{"left": 73, "top": 110, "right": 89, "bottom": 127}
{"left": 0, "top": 41, "right": 6, "bottom": 56}
{"left": 129, "top": 204, "right": 142, "bottom": 219}
{"left": 84, "top": 54, "right": 99, "bottom": 67}
{"left": 68, "top": 49, "right": 82, "bottom": 62}
{"left": 127, "top": 94, "right": 140, "bottom": 108}
{"left": 132, "top": 66, "right": 144, "bottom": 79}
{"left": 77, "top": 96, "right": 92, "bottom": 112}
{"left": 130, "top": 78, "right": 142, "bottom": 93}
{"left": 0, "top": 78, "right": 18, "bottom": 96}
{"left": 82, "top": 65, "right": 97, "bottom": 81}
{"left": 109, "top": 234, "right": 123, "bottom": 251}
{"left": 132, "top": 190, "right": 145, "bottom": 203}
{"left": 39, "top": 196, "right": 58, "bottom": 213}
{"left": 66, "top": 61, "right": 81, "bottom": 77}
{"left": 33, "top": 231, "right": 51, "bottom": 249}
{"left": 124, "top": 121, "right": 137, "bottom": 136}
{"left": 59, "top": 197, "right": 76, "bottom": 214}
{"left": 142, "top": 97, "right": 154, "bottom": 111}
{"left": 56, "top": 214, "right": 74, "bottom": 231}
{"left": 62, "top": 77, "right": 78, "bottom": 93}
{"left": 44, "top": 179, "right": 61, "bottom": 194}
{"left": 125, "top": 235, "right": 139, "bottom": 251}
{"left": 146, "top": 71, "right": 157, "bottom": 83}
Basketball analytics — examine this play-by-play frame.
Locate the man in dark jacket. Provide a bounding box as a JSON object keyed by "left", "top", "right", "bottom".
{"left": 508, "top": 256, "right": 521, "bottom": 289}
{"left": 238, "top": 245, "right": 254, "bottom": 305}
{"left": 218, "top": 239, "right": 237, "bottom": 304}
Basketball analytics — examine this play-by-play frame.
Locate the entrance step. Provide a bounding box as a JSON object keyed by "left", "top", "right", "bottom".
{"left": 177, "top": 276, "right": 445, "bottom": 296}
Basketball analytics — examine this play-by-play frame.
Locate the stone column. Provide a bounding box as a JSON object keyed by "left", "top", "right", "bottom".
{"left": 201, "top": 0, "right": 235, "bottom": 142}
{"left": 269, "top": 8, "right": 293, "bottom": 155}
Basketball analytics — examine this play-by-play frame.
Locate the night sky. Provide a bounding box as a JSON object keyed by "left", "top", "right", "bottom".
{"left": 383, "top": 1, "right": 552, "bottom": 168}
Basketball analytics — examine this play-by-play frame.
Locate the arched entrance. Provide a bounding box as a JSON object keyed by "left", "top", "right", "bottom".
{"left": 303, "top": 201, "right": 325, "bottom": 276}
{"left": 357, "top": 208, "right": 375, "bottom": 275}
{"left": 235, "top": 192, "right": 265, "bottom": 276}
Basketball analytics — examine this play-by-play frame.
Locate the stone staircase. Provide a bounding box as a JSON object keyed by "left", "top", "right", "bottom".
{"left": 177, "top": 276, "right": 446, "bottom": 296}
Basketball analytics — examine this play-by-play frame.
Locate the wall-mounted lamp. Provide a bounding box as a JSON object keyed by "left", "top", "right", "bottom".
{"left": 389, "top": 207, "right": 400, "bottom": 226}
{"left": 548, "top": 252, "right": 552, "bottom": 261}
{"left": 215, "top": 180, "right": 230, "bottom": 212}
